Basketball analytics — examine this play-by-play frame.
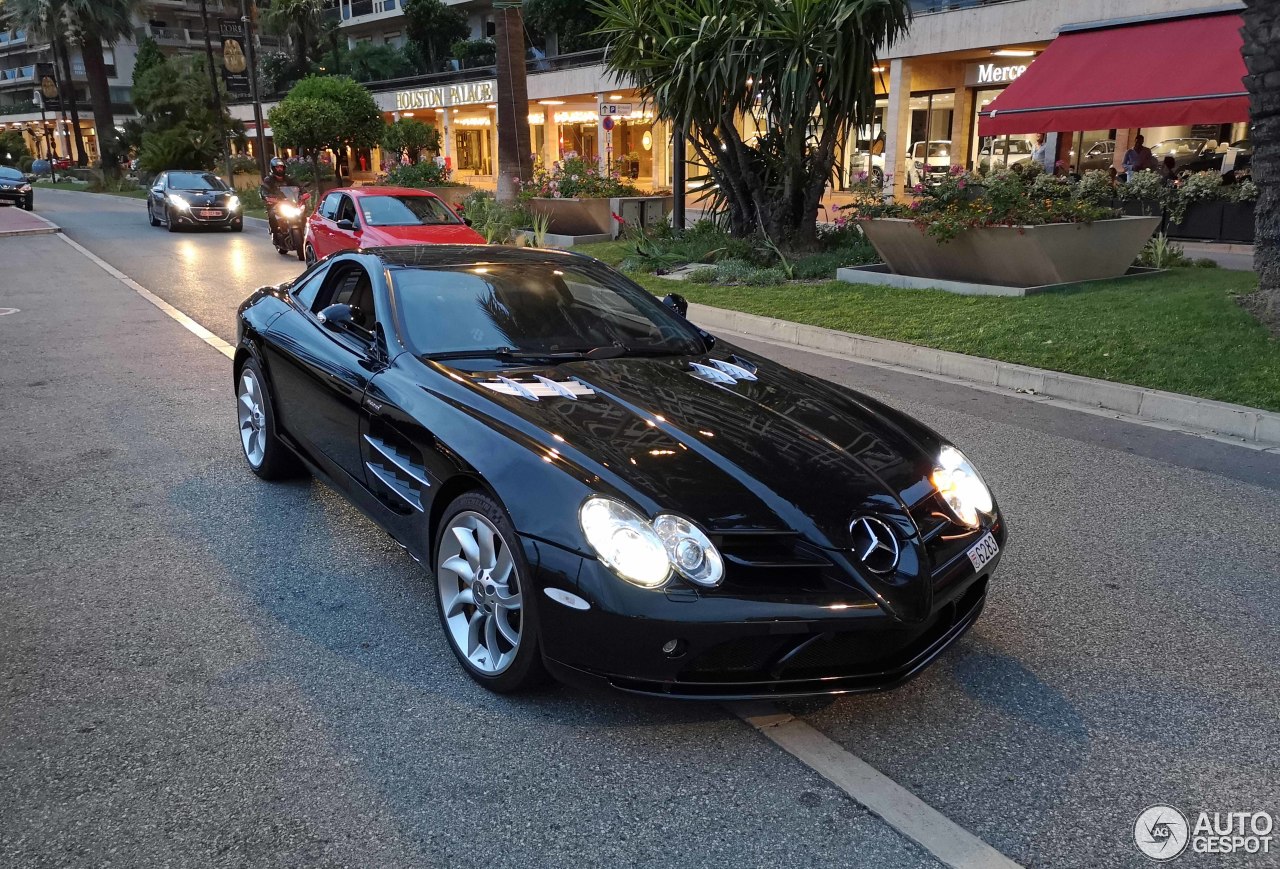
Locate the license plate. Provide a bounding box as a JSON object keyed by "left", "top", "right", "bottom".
{"left": 966, "top": 531, "right": 999, "bottom": 573}
{"left": 199, "top": 209, "right": 222, "bottom": 218}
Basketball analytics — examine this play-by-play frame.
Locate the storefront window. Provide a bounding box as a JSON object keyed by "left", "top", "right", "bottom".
{"left": 841, "top": 100, "right": 888, "bottom": 188}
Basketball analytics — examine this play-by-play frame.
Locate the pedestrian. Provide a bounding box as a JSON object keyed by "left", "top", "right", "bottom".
{"left": 1030, "top": 133, "right": 1053, "bottom": 174}
{"left": 1122, "top": 134, "right": 1155, "bottom": 181}
{"left": 1158, "top": 155, "right": 1178, "bottom": 185}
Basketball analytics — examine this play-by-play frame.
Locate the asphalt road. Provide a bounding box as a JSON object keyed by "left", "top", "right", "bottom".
{"left": 2, "top": 189, "right": 1278, "bottom": 868}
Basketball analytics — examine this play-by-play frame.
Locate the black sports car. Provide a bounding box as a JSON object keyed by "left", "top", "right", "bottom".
{"left": 147, "top": 169, "right": 243, "bottom": 232}
{"left": 234, "top": 246, "right": 1005, "bottom": 699}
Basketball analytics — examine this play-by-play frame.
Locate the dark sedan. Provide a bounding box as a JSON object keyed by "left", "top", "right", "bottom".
{"left": 147, "top": 170, "right": 243, "bottom": 232}
{"left": 234, "top": 246, "right": 1005, "bottom": 699}
{"left": 0, "top": 165, "right": 33, "bottom": 210}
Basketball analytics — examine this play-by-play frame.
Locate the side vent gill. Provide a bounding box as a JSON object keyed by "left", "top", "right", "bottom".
{"left": 478, "top": 376, "right": 595, "bottom": 401}
{"left": 690, "top": 356, "right": 758, "bottom": 385}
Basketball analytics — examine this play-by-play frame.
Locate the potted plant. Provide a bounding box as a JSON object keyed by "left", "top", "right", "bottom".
{"left": 1220, "top": 179, "right": 1258, "bottom": 243}
{"left": 229, "top": 155, "right": 260, "bottom": 190}
{"left": 519, "top": 153, "right": 671, "bottom": 240}
{"left": 844, "top": 167, "right": 1159, "bottom": 288}
{"left": 1165, "top": 171, "right": 1225, "bottom": 240}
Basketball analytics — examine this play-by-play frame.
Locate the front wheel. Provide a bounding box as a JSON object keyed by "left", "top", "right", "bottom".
{"left": 435, "top": 493, "right": 548, "bottom": 693}
{"left": 304, "top": 242, "right": 317, "bottom": 266}
{"left": 236, "top": 359, "right": 301, "bottom": 480}
{"left": 21, "top": 196, "right": 33, "bottom": 212}
{"left": 148, "top": 201, "right": 160, "bottom": 226}
{"left": 292, "top": 226, "right": 305, "bottom": 261}
{"left": 166, "top": 207, "right": 179, "bottom": 232}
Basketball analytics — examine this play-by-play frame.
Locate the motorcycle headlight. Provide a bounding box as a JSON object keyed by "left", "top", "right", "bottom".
{"left": 277, "top": 202, "right": 302, "bottom": 218}
{"left": 931, "top": 446, "right": 994, "bottom": 529}
{"left": 653, "top": 514, "right": 723, "bottom": 587}
{"left": 168, "top": 194, "right": 190, "bottom": 210}
{"left": 227, "top": 195, "right": 241, "bottom": 211}
{"left": 579, "top": 497, "right": 671, "bottom": 588}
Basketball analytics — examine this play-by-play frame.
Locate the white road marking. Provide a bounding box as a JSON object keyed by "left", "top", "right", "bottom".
{"left": 57, "top": 233, "right": 235, "bottom": 360}
{"left": 731, "top": 702, "right": 1024, "bottom": 869}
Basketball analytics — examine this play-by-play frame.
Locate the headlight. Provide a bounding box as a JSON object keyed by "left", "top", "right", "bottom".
{"left": 19, "top": 183, "right": 31, "bottom": 193}
{"left": 931, "top": 446, "right": 994, "bottom": 528}
{"left": 654, "top": 514, "right": 723, "bottom": 587}
{"left": 277, "top": 202, "right": 302, "bottom": 218}
{"left": 227, "top": 195, "right": 241, "bottom": 211}
{"left": 579, "top": 497, "right": 671, "bottom": 588}
{"left": 168, "top": 194, "right": 190, "bottom": 210}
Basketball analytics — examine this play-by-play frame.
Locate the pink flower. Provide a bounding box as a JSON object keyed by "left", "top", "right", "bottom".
{"left": 913, "top": 184, "right": 924, "bottom": 194}
{"left": 909, "top": 200, "right": 921, "bottom": 211}
{"left": 957, "top": 179, "right": 966, "bottom": 189}
{"left": 856, "top": 171, "right": 868, "bottom": 182}
{"left": 950, "top": 164, "right": 964, "bottom": 176}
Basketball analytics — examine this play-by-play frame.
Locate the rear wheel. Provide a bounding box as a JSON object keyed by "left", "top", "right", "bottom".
{"left": 435, "top": 492, "right": 547, "bottom": 693}
{"left": 236, "top": 359, "right": 300, "bottom": 480}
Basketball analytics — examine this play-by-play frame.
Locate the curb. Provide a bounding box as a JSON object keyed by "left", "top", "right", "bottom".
{"left": 0, "top": 210, "right": 61, "bottom": 238}
{"left": 689, "top": 303, "right": 1280, "bottom": 451}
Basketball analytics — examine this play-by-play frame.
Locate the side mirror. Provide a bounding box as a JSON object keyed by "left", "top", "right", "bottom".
{"left": 662, "top": 293, "right": 689, "bottom": 317}
{"left": 336, "top": 218, "right": 356, "bottom": 232}
{"left": 317, "top": 302, "right": 353, "bottom": 328}
{"left": 463, "top": 217, "right": 473, "bottom": 227}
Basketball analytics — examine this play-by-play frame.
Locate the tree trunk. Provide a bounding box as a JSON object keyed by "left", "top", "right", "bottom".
{"left": 78, "top": 37, "right": 117, "bottom": 176}
{"left": 494, "top": 5, "right": 531, "bottom": 203}
{"left": 53, "top": 36, "right": 87, "bottom": 167}
{"left": 296, "top": 18, "right": 309, "bottom": 77}
{"left": 1241, "top": 0, "right": 1279, "bottom": 328}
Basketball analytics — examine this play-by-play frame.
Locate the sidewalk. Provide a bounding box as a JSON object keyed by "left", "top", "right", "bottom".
{"left": 1179, "top": 240, "right": 1253, "bottom": 271}
{"left": 0, "top": 205, "right": 59, "bottom": 238}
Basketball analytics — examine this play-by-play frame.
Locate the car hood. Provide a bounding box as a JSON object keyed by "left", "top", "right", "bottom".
{"left": 364, "top": 224, "right": 487, "bottom": 246}
{"left": 443, "top": 347, "right": 942, "bottom": 543}
{"left": 169, "top": 189, "right": 234, "bottom": 206}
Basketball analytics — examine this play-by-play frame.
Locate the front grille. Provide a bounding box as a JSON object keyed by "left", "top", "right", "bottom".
{"left": 707, "top": 531, "right": 839, "bottom": 595}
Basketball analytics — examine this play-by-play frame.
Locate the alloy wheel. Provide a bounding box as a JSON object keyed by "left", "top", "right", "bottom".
{"left": 237, "top": 368, "right": 267, "bottom": 468}
{"left": 436, "top": 511, "right": 523, "bottom": 675}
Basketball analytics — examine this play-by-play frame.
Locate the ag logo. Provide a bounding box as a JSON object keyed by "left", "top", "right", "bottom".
{"left": 1134, "top": 805, "right": 1189, "bottom": 861}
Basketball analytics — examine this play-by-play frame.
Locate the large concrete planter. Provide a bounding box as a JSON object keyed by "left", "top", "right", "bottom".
{"left": 1166, "top": 201, "right": 1224, "bottom": 241}
{"left": 528, "top": 195, "right": 673, "bottom": 239}
{"left": 1220, "top": 201, "right": 1255, "bottom": 244}
{"left": 857, "top": 216, "right": 1161, "bottom": 288}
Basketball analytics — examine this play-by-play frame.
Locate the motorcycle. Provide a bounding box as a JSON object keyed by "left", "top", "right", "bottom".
{"left": 266, "top": 185, "right": 310, "bottom": 262}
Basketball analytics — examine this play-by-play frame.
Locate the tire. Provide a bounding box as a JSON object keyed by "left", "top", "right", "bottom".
{"left": 148, "top": 201, "right": 160, "bottom": 226}
{"left": 166, "top": 207, "right": 179, "bottom": 232}
{"left": 230, "top": 220, "right": 243, "bottom": 233}
{"left": 292, "top": 227, "right": 305, "bottom": 261}
{"left": 21, "top": 196, "right": 33, "bottom": 212}
{"left": 871, "top": 167, "right": 884, "bottom": 187}
{"left": 304, "top": 243, "right": 317, "bottom": 266}
{"left": 435, "top": 492, "right": 548, "bottom": 693}
{"left": 236, "top": 358, "right": 301, "bottom": 480}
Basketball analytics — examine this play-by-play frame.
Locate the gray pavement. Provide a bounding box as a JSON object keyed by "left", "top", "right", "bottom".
{"left": 3, "top": 189, "right": 1279, "bottom": 868}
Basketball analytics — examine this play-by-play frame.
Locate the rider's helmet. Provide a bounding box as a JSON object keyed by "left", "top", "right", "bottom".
{"left": 269, "top": 157, "right": 287, "bottom": 179}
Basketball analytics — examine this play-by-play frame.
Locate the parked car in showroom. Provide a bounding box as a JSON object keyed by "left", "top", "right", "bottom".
{"left": 0, "top": 165, "right": 33, "bottom": 210}
{"left": 146, "top": 170, "right": 243, "bottom": 232}
{"left": 1076, "top": 139, "right": 1116, "bottom": 173}
{"left": 904, "top": 140, "right": 953, "bottom": 188}
{"left": 303, "top": 186, "right": 485, "bottom": 265}
{"left": 977, "top": 137, "right": 1034, "bottom": 174}
{"left": 1148, "top": 137, "right": 1229, "bottom": 175}
{"left": 234, "top": 245, "right": 1005, "bottom": 698}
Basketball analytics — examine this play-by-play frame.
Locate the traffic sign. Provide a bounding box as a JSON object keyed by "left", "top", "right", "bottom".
{"left": 599, "top": 103, "right": 633, "bottom": 117}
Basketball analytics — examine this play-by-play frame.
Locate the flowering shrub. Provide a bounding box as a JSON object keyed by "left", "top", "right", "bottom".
{"left": 518, "top": 153, "right": 641, "bottom": 200}
{"left": 1075, "top": 169, "right": 1117, "bottom": 207}
{"left": 1226, "top": 178, "right": 1259, "bottom": 204}
{"left": 382, "top": 158, "right": 459, "bottom": 188}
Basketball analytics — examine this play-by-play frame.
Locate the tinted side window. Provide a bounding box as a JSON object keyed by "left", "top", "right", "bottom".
{"left": 291, "top": 266, "right": 328, "bottom": 309}
{"left": 314, "top": 264, "right": 377, "bottom": 329}
{"left": 337, "top": 196, "right": 358, "bottom": 225}
{"left": 320, "top": 192, "right": 341, "bottom": 220}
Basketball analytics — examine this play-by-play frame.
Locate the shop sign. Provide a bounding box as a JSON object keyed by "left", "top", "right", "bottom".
{"left": 964, "top": 59, "right": 1035, "bottom": 87}
{"left": 395, "top": 80, "right": 496, "bottom": 111}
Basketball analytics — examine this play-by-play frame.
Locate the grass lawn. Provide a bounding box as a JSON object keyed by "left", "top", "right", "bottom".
{"left": 33, "top": 179, "right": 269, "bottom": 220}
{"left": 574, "top": 241, "right": 1279, "bottom": 412}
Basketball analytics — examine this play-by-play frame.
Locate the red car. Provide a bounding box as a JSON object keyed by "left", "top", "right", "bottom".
{"left": 304, "top": 186, "right": 485, "bottom": 264}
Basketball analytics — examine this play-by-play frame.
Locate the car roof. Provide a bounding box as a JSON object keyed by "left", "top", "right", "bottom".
{"left": 351, "top": 244, "right": 597, "bottom": 270}
{"left": 344, "top": 186, "right": 444, "bottom": 199}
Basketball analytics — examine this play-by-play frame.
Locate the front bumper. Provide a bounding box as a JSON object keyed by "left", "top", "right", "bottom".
{"left": 171, "top": 206, "right": 240, "bottom": 227}
{"left": 531, "top": 534, "right": 999, "bottom": 701}
{"left": 0, "top": 189, "right": 31, "bottom": 205}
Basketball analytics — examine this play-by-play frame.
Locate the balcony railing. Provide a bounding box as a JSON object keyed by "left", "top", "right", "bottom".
{"left": 0, "top": 64, "right": 35, "bottom": 83}
{"left": 0, "top": 30, "right": 29, "bottom": 46}
{"left": 340, "top": 0, "right": 398, "bottom": 21}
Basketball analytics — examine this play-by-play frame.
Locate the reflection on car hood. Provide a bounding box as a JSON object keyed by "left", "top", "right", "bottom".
{"left": 446, "top": 345, "right": 941, "bottom": 544}
{"left": 364, "top": 224, "right": 488, "bottom": 246}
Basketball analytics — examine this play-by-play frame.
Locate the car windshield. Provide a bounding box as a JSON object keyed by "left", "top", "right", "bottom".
{"left": 0, "top": 166, "right": 22, "bottom": 181}
{"left": 168, "top": 171, "right": 226, "bottom": 191}
{"left": 916, "top": 142, "right": 950, "bottom": 158}
{"left": 391, "top": 263, "right": 707, "bottom": 359}
{"left": 1152, "top": 139, "right": 1205, "bottom": 156}
{"left": 359, "top": 194, "right": 460, "bottom": 227}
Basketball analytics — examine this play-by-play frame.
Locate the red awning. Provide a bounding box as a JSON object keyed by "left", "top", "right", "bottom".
{"left": 979, "top": 13, "right": 1248, "bottom": 136}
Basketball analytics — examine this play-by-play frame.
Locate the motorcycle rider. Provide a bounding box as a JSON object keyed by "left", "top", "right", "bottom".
{"left": 259, "top": 157, "right": 299, "bottom": 238}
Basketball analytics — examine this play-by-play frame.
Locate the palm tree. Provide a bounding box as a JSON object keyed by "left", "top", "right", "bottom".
{"left": 1241, "top": 0, "right": 1278, "bottom": 328}
{"left": 261, "top": 0, "right": 327, "bottom": 78}
{"left": 0, "top": 0, "right": 88, "bottom": 165}
{"left": 494, "top": 1, "right": 531, "bottom": 203}
{"left": 64, "top": 0, "right": 140, "bottom": 173}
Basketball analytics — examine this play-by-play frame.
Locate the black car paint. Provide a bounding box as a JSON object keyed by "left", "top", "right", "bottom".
{"left": 236, "top": 246, "right": 1004, "bottom": 698}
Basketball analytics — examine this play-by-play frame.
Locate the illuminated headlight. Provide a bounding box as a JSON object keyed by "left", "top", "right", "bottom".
{"left": 931, "top": 446, "right": 994, "bottom": 529}
{"left": 276, "top": 202, "right": 302, "bottom": 218}
{"left": 227, "top": 195, "right": 241, "bottom": 211}
{"left": 18, "top": 183, "right": 31, "bottom": 193}
{"left": 654, "top": 515, "right": 723, "bottom": 587}
{"left": 579, "top": 497, "right": 671, "bottom": 588}
{"left": 168, "top": 194, "right": 190, "bottom": 210}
